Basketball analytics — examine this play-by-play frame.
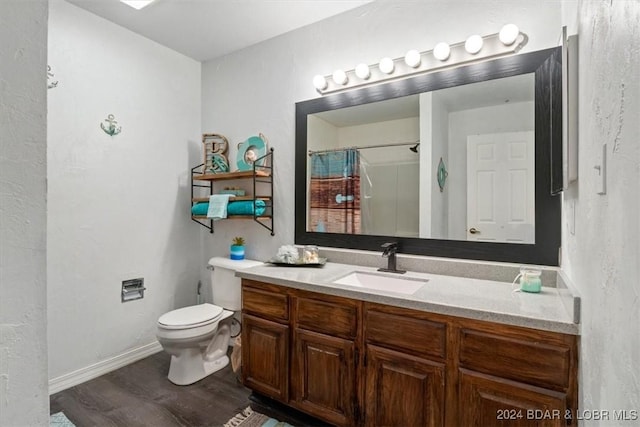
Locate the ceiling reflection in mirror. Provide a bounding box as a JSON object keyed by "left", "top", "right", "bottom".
{"left": 306, "top": 73, "right": 535, "bottom": 244}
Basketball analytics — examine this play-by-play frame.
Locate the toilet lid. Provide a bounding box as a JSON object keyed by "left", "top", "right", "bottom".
{"left": 158, "top": 303, "right": 223, "bottom": 328}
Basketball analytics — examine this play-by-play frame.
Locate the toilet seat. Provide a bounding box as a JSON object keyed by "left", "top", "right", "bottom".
{"left": 158, "top": 303, "right": 223, "bottom": 330}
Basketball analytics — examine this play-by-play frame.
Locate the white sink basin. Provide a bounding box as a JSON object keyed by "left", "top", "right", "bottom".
{"left": 332, "top": 271, "right": 427, "bottom": 295}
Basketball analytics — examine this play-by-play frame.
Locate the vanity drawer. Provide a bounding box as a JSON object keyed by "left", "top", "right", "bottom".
{"left": 458, "top": 326, "right": 574, "bottom": 390}
{"left": 294, "top": 294, "right": 359, "bottom": 340}
{"left": 365, "top": 303, "right": 447, "bottom": 360}
{"left": 242, "top": 281, "right": 289, "bottom": 323}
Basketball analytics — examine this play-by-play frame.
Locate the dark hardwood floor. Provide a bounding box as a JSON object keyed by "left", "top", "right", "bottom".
{"left": 50, "top": 351, "right": 329, "bottom": 427}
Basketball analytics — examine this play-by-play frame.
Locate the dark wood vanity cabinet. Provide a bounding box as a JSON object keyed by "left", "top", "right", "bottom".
{"left": 242, "top": 314, "right": 289, "bottom": 401}
{"left": 458, "top": 370, "right": 568, "bottom": 427}
{"left": 241, "top": 282, "right": 290, "bottom": 402}
{"left": 364, "top": 303, "right": 446, "bottom": 427}
{"left": 241, "top": 280, "right": 578, "bottom": 427}
{"left": 364, "top": 345, "right": 445, "bottom": 427}
{"left": 291, "top": 294, "right": 360, "bottom": 426}
{"left": 456, "top": 320, "right": 578, "bottom": 427}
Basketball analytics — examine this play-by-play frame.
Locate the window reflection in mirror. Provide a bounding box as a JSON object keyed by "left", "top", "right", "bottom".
{"left": 306, "top": 73, "right": 535, "bottom": 244}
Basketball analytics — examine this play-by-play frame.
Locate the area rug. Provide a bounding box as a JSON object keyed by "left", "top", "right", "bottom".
{"left": 224, "top": 406, "right": 293, "bottom": 427}
{"left": 50, "top": 412, "right": 76, "bottom": 426}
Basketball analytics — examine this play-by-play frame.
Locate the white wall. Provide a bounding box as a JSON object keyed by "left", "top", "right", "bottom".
{"left": 307, "top": 115, "right": 338, "bottom": 151}
{"left": 430, "top": 92, "right": 450, "bottom": 239}
{"left": 363, "top": 162, "right": 419, "bottom": 237}
{"left": 336, "top": 117, "right": 419, "bottom": 165}
{"left": 0, "top": 0, "right": 50, "bottom": 424}
{"left": 561, "top": 0, "right": 640, "bottom": 423}
{"left": 420, "top": 91, "right": 451, "bottom": 240}
{"left": 419, "top": 92, "right": 434, "bottom": 238}
{"left": 200, "top": 0, "right": 563, "bottom": 268}
{"left": 47, "top": 0, "right": 202, "bottom": 380}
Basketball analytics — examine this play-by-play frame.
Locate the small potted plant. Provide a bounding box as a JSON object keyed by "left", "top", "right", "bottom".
{"left": 230, "top": 236, "right": 245, "bottom": 260}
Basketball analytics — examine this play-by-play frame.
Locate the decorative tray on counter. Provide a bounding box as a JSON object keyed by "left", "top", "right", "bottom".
{"left": 266, "top": 257, "right": 327, "bottom": 267}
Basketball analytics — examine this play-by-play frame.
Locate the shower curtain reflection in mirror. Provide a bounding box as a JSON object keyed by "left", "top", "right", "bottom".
{"left": 308, "top": 149, "right": 363, "bottom": 234}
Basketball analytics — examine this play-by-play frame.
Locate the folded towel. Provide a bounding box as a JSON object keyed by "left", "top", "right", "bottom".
{"left": 191, "top": 203, "right": 208, "bottom": 216}
{"left": 227, "top": 200, "right": 266, "bottom": 216}
{"left": 207, "top": 194, "right": 232, "bottom": 220}
{"left": 193, "top": 199, "right": 266, "bottom": 217}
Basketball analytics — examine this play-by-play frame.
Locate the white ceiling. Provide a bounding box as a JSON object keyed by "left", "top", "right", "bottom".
{"left": 66, "top": 0, "right": 372, "bottom": 62}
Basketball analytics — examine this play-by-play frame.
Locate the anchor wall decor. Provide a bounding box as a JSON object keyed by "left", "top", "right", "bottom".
{"left": 47, "top": 65, "right": 58, "bottom": 89}
{"left": 100, "top": 114, "right": 122, "bottom": 136}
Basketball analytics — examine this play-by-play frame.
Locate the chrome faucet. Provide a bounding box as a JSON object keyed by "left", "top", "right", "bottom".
{"left": 378, "top": 242, "right": 406, "bottom": 274}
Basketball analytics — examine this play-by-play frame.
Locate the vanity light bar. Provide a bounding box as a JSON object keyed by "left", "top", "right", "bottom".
{"left": 313, "top": 26, "right": 528, "bottom": 95}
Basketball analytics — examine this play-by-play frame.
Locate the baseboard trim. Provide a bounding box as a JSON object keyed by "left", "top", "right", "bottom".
{"left": 49, "top": 341, "right": 163, "bottom": 395}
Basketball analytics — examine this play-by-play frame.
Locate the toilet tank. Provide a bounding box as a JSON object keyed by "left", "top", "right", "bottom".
{"left": 208, "top": 257, "right": 263, "bottom": 311}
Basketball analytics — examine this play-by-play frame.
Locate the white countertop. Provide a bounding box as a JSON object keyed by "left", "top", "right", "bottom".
{"left": 236, "top": 261, "right": 579, "bottom": 335}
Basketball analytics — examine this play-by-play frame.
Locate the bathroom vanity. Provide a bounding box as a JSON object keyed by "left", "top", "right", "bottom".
{"left": 238, "top": 263, "right": 579, "bottom": 427}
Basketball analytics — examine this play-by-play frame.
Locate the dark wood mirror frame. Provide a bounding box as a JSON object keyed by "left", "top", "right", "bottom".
{"left": 295, "top": 47, "right": 562, "bottom": 266}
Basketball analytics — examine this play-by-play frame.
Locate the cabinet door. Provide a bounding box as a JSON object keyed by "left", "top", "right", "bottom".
{"left": 242, "top": 314, "right": 289, "bottom": 402}
{"left": 364, "top": 344, "right": 445, "bottom": 427}
{"left": 292, "top": 329, "right": 356, "bottom": 427}
{"left": 458, "top": 369, "right": 568, "bottom": 427}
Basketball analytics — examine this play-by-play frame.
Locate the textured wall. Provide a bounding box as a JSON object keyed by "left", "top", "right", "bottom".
{"left": 200, "top": 0, "right": 563, "bottom": 268}
{"left": 0, "top": 0, "right": 50, "bottom": 424}
{"left": 47, "top": 0, "right": 202, "bottom": 380}
{"left": 561, "top": 0, "right": 640, "bottom": 422}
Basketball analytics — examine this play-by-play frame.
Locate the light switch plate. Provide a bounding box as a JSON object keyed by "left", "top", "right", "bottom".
{"left": 595, "top": 143, "right": 606, "bottom": 195}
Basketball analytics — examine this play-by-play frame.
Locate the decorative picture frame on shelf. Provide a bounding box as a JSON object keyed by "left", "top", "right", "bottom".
{"left": 236, "top": 133, "right": 269, "bottom": 171}
{"left": 203, "top": 133, "right": 229, "bottom": 174}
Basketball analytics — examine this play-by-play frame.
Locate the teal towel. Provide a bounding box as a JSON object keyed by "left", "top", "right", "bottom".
{"left": 228, "top": 200, "right": 266, "bottom": 216}
{"left": 192, "top": 200, "right": 266, "bottom": 216}
{"left": 191, "top": 203, "right": 208, "bottom": 216}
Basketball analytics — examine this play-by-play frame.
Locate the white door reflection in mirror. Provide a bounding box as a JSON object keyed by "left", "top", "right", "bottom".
{"left": 467, "top": 131, "right": 534, "bottom": 243}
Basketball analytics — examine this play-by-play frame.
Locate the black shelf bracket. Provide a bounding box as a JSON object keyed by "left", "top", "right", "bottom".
{"left": 191, "top": 163, "right": 214, "bottom": 233}
{"left": 190, "top": 148, "right": 275, "bottom": 236}
{"left": 253, "top": 148, "right": 274, "bottom": 236}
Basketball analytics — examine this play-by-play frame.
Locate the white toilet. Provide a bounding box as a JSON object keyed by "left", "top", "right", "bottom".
{"left": 156, "top": 257, "right": 262, "bottom": 385}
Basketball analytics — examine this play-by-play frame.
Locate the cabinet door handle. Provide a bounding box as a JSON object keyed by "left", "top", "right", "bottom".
{"left": 469, "top": 227, "right": 480, "bottom": 234}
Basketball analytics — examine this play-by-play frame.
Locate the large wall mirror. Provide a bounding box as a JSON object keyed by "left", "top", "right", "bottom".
{"left": 295, "top": 47, "right": 562, "bottom": 266}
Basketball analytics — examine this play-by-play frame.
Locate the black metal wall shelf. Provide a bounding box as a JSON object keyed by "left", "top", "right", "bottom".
{"left": 190, "top": 148, "right": 274, "bottom": 235}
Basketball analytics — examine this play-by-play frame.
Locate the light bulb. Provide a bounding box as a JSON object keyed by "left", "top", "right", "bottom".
{"left": 355, "top": 63, "right": 371, "bottom": 79}
{"left": 120, "top": 0, "right": 155, "bottom": 10}
{"left": 404, "top": 50, "right": 421, "bottom": 68}
{"left": 379, "top": 57, "right": 395, "bottom": 74}
{"left": 332, "top": 69, "right": 348, "bottom": 85}
{"left": 499, "top": 24, "right": 520, "bottom": 45}
{"left": 433, "top": 42, "right": 451, "bottom": 61}
{"left": 465, "top": 35, "right": 483, "bottom": 54}
{"left": 313, "top": 75, "right": 327, "bottom": 90}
